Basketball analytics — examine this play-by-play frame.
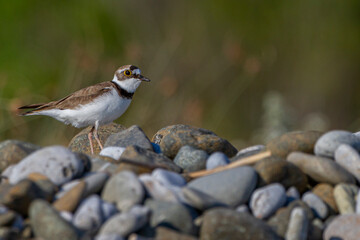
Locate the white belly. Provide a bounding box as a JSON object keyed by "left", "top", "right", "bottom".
{"left": 36, "top": 89, "right": 132, "bottom": 128}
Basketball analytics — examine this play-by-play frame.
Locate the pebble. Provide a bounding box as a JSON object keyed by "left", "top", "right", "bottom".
{"left": 267, "top": 200, "right": 314, "bottom": 238}
{"left": 314, "top": 130, "right": 360, "bottom": 158}
{"left": 139, "top": 174, "right": 179, "bottom": 203}
{"left": 266, "top": 131, "right": 323, "bottom": 158}
{"left": 200, "top": 208, "right": 281, "bottom": 240}
{"left": 73, "top": 195, "right": 104, "bottom": 233}
{"left": 115, "top": 162, "right": 152, "bottom": 175}
{"left": 155, "top": 227, "right": 198, "bottom": 240}
{"left": 206, "top": 152, "right": 229, "bottom": 170}
{"left": 151, "top": 168, "right": 186, "bottom": 187}
{"left": 8, "top": 146, "right": 86, "bottom": 186}
{"left": 0, "top": 210, "right": 16, "bottom": 227}
{"left": 101, "top": 201, "right": 119, "bottom": 222}
{"left": 60, "top": 211, "right": 73, "bottom": 223}
{"left": 90, "top": 157, "right": 118, "bottom": 174}
{"left": 82, "top": 172, "right": 110, "bottom": 197}
{"left": 68, "top": 123, "right": 126, "bottom": 155}
{"left": 95, "top": 234, "right": 125, "bottom": 240}
{"left": 287, "top": 152, "right": 355, "bottom": 184}
{"left": 333, "top": 183, "right": 358, "bottom": 214}
{"left": 0, "top": 140, "right": 40, "bottom": 172}
{"left": 102, "top": 171, "right": 144, "bottom": 211}
{"left": 302, "top": 192, "right": 328, "bottom": 219}
{"left": 104, "top": 125, "right": 153, "bottom": 151}
{"left": 188, "top": 166, "right": 257, "bottom": 207}
{"left": 151, "top": 124, "right": 237, "bottom": 158}
{"left": 285, "top": 207, "right": 308, "bottom": 240}
{"left": 250, "top": 183, "right": 287, "bottom": 219}
{"left": 29, "top": 199, "right": 79, "bottom": 240}
{"left": 334, "top": 144, "right": 360, "bottom": 181}
{"left": 0, "top": 180, "right": 52, "bottom": 215}
{"left": 236, "top": 205, "right": 250, "bottom": 213}
{"left": 174, "top": 145, "right": 208, "bottom": 172}
{"left": 182, "top": 187, "right": 226, "bottom": 211}
{"left": 100, "top": 147, "right": 126, "bottom": 160}
{"left": 98, "top": 205, "right": 149, "bottom": 237}
{"left": 120, "top": 145, "right": 181, "bottom": 173}
{"left": 254, "top": 156, "right": 308, "bottom": 192}
{"left": 286, "top": 187, "right": 300, "bottom": 203}
{"left": 323, "top": 214, "right": 360, "bottom": 240}
{"left": 145, "top": 199, "right": 197, "bottom": 235}
{"left": 53, "top": 181, "right": 86, "bottom": 212}
{"left": 312, "top": 183, "right": 338, "bottom": 213}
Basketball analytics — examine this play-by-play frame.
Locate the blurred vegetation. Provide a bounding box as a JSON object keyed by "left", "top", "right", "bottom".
{"left": 0, "top": 0, "right": 359, "bottom": 149}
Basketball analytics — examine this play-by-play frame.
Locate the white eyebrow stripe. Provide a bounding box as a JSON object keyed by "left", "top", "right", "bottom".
{"left": 132, "top": 69, "right": 141, "bottom": 75}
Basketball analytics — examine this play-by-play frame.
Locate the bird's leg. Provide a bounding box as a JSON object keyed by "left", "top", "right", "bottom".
{"left": 88, "top": 126, "right": 95, "bottom": 155}
{"left": 94, "top": 121, "right": 103, "bottom": 151}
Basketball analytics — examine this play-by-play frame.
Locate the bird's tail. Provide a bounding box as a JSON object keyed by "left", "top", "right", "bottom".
{"left": 18, "top": 103, "right": 46, "bottom": 116}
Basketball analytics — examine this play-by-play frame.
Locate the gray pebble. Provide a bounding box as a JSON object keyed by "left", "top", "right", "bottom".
{"left": 286, "top": 186, "right": 300, "bottom": 204}
{"left": 99, "top": 205, "right": 149, "bottom": 237}
{"left": 302, "top": 192, "right": 328, "bottom": 219}
{"left": 314, "top": 130, "right": 360, "bottom": 158}
{"left": 95, "top": 234, "right": 125, "bottom": 240}
{"left": 182, "top": 187, "right": 227, "bottom": 211}
{"left": 151, "top": 168, "right": 186, "bottom": 187}
{"left": 250, "top": 183, "right": 287, "bottom": 219}
{"left": 101, "top": 201, "right": 119, "bottom": 222}
{"left": 188, "top": 166, "right": 257, "bottom": 207}
{"left": 285, "top": 207, "right": 308, "bottom": 240}
{"left": 356, "top": 190, "right": 360, "bottom": 214}
{"left": 73, "top": 195, "right": 104, "bottom": 233}
{"left": 100, "top": 147, "right": 126, "bottom": 160}
{"left": 8, "top": 146, "right": 85, "bottom": 186}
{"left": 139, "top": 174, "right": 179, "bottom": 203}
{"left": 236, "top": 205, "right": 250, "bottom": 213}
{"left": 333, "top": 183, "right": 358, "bottom": 214}
{"left": 174, "top": 145, "right": 208, "bottom": 172}
{"left": 334, "top": 144, "right": 360, "bottom": 181}
{"left": 102, "top": 171, "right": 144, "bottom": 211}
{"left": 206, "top": 152, "right": 229, "bottom": 170}
{"left": 105, "top": 125, "right": 153, "bottom": 151}
{"left": 60, "top": 211, "right": 73, "bottom": 223}
{"left": 90, "top": 157, "right": 118, "bottom": 174}
{"left": 83, "top": 172, "right": 110, "bottom": 198}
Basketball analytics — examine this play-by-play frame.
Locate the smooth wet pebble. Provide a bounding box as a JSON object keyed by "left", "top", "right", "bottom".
{"left": 302, "top": 192, "right": 328, "bottom": 220}
{"left": 206, "top": 152, "right": 229, "bottom": 170}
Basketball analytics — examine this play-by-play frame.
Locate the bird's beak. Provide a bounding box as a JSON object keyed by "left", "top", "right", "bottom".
{"left": 139, "top": 75, "right": 151, "bottom": 82}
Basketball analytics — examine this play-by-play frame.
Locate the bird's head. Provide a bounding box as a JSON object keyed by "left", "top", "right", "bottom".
{"left": 112, "top": 65, "right": 150, "bottom": 93}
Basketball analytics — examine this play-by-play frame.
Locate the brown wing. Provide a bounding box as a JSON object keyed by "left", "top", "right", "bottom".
{"left": 19, "top": 82, "right": 114, "bottom": 115}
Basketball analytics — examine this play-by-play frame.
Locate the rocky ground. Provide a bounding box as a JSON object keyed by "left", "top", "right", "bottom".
{"left": 0, "top": 123, "right": 360, "bottom": 240}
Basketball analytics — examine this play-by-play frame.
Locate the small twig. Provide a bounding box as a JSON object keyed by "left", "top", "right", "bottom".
{"left": 184, "top": 150, "right": 271, "bottom": 179}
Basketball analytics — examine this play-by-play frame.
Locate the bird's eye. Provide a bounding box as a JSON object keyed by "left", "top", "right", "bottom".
{"left": 124, "top": 70, "right": 132, "bottom": 76}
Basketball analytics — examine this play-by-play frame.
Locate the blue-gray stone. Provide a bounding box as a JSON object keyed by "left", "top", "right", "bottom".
{"left": 206, "top": 152, "right": 229, "bottom": 170}
{"left": 188, "top": 166, "right": 257, "bottom": 207}
{"left": 73, "top": 195, "right": 104, "bottom": 233}
{"left": 8, "top": 146, "right": 85, "bottom": 186}
{"left": 105, "top": 125, "right": 153, "bottom": 151}
{"left": 335, "top": 144, "right": 360, "bottom": 182}
{"left": 302, "top": 192, "right": 328, "bottom": 219}
{"left": 314, "top": 130, "right": 360, "bottom": 158}
{"left": 250, "top": 183, "right": 287, "bottom": 219}
{"left": 174, "top": 145, "right": 208, "bottom": 172}
{"left": 152, "top": 168, "right": 186, "bottom": 187}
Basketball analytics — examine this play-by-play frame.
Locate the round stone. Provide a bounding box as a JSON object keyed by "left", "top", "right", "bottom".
{"left": 312, "top": 183, "right": 338, "bottom": 213}
{"left": 333, "top": 183, "right": 358, "bottom": 214}
{"left": 254, "top": 156, "right": 308, "bottom": 192}
{"left": 200, "top": 208, "right": 281, "bottom": 240}
{"left": 69, "top": 123, "right": 126, "bottom": 155}
{"left": 174, "top": 145, "right": 208, "bottom": 172}
{"left": 102, "top": 171, "right": 144, "bottom": 211}
{"left": 8, "top": 146, "right": 86, "bottom": 186}
{"left": 188, "top": 166, "right": 257, "bottom": 207}
{"left": 334, "top": 144, "right": 360, "bottom": 181}
{"left": 285, "top": 207, "right": 308, "bottom": 240}
{"left": 104, "top": 125, "right": 153, "bottom": 151}
{"left": 266, "top": 131, "right": 323, "bottom": 158}
{"left": 151, "top": 124, "right": 237, "bottom": 159}
{"left": 323, "top": 214, "right": 360, "bottom": 240}
{"left": 250, "top": 183, "right": 287, "bottom": 219}
{"left": 29, "top": 200, "right": 79, "bottom": 240}
{"left": 287, "top": 152, "right": 355, "bottom": 185}
{"left": 314, "top": 130, "right": 360, "bottom": 158}
{"left": 302, "top": 192, "right": 328, "bottom": 220}
{"left": 151, "top": 169, "right": 187, "bottom": 187}
{"left": 206, "top": 152, "right": 229, "bottom": 170}
{"left": 73, "top": 195, "right": 104, "bottom": 233}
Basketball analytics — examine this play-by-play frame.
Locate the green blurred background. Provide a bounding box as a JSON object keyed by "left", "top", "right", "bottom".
{"left": 1, "top": 0, "right": 359, "bottom": 149}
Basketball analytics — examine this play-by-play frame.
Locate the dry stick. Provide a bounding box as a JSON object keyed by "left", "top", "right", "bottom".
{"left": 185, "top": 150, "right": 272, "bottom": 179}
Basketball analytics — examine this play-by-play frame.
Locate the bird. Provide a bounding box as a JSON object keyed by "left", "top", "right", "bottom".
{"left": 19, "top": 65, "right": 151, "bottom": 154}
